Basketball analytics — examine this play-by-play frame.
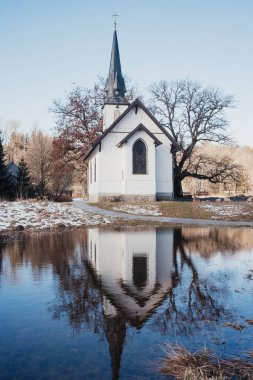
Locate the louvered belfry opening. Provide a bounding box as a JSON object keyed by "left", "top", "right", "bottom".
{"left": 133, "top": 139, "right": 147, "bottom": 174}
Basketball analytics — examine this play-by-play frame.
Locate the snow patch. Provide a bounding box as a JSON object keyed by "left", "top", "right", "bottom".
{"left": 113, "top": 204, "right": 162, "bottom": 216}
{"left": 0, "top": 200, "right": 113, "bottom": 231}
{"left": 199, "top": 203, "right": 252, "bottom": 218}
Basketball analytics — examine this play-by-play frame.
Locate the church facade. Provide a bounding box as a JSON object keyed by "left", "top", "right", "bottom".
{"left": 85, "top": 30, "right": 179, "bottom": 202}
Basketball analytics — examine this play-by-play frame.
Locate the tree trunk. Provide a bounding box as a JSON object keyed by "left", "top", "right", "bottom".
{"left": 173, "top": 176, "right": 183, "bottom": 198}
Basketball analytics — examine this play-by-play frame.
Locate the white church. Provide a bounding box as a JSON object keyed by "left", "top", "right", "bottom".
{"left": 85, "top": 29, "right": 179, "bottom": 202}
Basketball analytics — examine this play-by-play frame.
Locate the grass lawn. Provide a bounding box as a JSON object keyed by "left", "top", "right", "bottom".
{"left": 90, "top": 200, "right": 253, "bottom": 222}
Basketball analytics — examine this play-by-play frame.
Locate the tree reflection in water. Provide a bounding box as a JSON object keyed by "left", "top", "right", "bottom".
{"left": 2, "top": 226, "right": 253, "bottom": 380}
{"left": 150, "top": 228, "right": 230, "bottom": 337}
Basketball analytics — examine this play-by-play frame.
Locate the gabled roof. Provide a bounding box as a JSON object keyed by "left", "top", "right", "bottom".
{"left": 84, "top": 98, "right": 180, "bottom": 160}
{"left": 117, "top": 123, "right": 162, "bottom": 147}
{"left": 85, "top": 258, "right": 176, "bottom": 328}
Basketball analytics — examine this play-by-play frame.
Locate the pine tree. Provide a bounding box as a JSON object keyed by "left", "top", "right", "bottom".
{"left": 17, "top": 158, "right": 33, "bottom": 199}
{"left": 0, "top": 133, "right": 13, "bottom": 199}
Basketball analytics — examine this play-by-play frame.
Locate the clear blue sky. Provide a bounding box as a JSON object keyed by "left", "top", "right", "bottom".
{"left": 0, "top": 0, "right": 252, "bottom": 145}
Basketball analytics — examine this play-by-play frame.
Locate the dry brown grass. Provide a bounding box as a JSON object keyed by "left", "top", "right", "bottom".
{"left": 158, "top": 201, "right": 212, "bottom": 219}
{"left": 91, "top": 201, "right": 253, "bottom": 222}
{"left": 160, "top": 344, "right": 253, "bottom": 380}
{"left": 223, "top": 322, "right": 245, "bottom": 331}
{"left": 91, "top": 201, "right": 212, "bottom": 219}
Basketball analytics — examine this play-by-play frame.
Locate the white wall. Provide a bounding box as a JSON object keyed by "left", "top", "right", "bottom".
{"left": 122, "top": 129, "right": 156, "bottom": 196}
{"left": 103, "top": 103, "right": 129, "bottom": 131}
{"left": 88, "top": 104, "right": 174, "bottom": 200}
{"left": 88, "top": 147, "right": 100, "bottom": 200}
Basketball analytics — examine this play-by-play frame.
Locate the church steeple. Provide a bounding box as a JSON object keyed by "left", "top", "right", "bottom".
{"left": 105, "top": 30, "right": 129, "bottom": 105}
{"left": 105, "top": 314, "right": 126, "bottom": 380}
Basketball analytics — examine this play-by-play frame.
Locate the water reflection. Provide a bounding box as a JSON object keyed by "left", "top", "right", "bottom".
{"left": 84, "top": 228, "right": 175, "bottom": 379}
{"left": 1, "top": 226, "right": 253, "bottom": 379}
{"left": 179, "top": 227, "right": 250, "bottom": 256}
{"left": 87, "top": 229, "right": 175, "bottom": 324}
{"left": 51, "top": 227, "right": 252, "bottom": 379}
{"left": 0, "top": 241, "right": 3, "bottom": 274}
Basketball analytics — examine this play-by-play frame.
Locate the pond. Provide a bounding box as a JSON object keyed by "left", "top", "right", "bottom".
{"left": 1, "top": 226, "right": 253, "bottom": 379}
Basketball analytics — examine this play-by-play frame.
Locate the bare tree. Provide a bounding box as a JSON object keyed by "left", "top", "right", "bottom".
{"left": 149, "top": 80, "right": 240, "bottom": 197}
{"left": 2, "top": 120, "right": 26, "bottom": 164}
{"left": 50, "top": 84, "right": 104, "bottom": 173}
{"left": 50, "top": 138, "right": 73, "bottom": 200}
{"left": 26, "top": 128, "right": 52, "bottom": 196}
{"left": 185, "top": 149, "right": 242, "bottom": 186}
{"left": 183, "top": 143, "right": 252, "bottom": 195}
{"left": 50, "top": 79, "right": 141, "bottom": 179}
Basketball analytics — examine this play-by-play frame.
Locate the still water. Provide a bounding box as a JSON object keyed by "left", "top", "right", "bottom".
{"left": 1, "top": 226, "right": 253, "bottom": 379}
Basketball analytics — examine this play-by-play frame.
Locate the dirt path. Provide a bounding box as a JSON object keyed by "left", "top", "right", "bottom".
{"left": 72, "top": 200, "right": 253, "bottom": 228}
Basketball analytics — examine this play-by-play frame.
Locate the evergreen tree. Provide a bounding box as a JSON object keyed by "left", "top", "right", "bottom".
{"left": 0, "top": 133, "right": 13, "bottom": 199}
{"left": 17, "top": 158, "right": 33, "bottom": 199}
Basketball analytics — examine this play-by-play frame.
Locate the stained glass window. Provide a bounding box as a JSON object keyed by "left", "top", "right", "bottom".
{"left": 133, "top": 139, "right": 147, "bottom": 174}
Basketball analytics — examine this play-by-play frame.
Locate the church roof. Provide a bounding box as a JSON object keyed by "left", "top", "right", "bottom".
{"left": 105, "top": 30, "right": 129, "bottom": 105}
{"left": 117, "top": 123, "right": 162, "bottom": 147}
{"left": 85, "top": 258, "right": 176, "bottom": 328}
{"left": 84, "top": 98, "right": 181, "bottom": 160}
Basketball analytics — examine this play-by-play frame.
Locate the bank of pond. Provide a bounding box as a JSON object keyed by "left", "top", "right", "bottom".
{"left": 1, "top": 226, "right": 253, "bottom": 379}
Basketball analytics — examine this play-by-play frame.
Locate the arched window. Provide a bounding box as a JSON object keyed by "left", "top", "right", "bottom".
{"left": 133, "top": 139, "right": 147, "bottom": 174}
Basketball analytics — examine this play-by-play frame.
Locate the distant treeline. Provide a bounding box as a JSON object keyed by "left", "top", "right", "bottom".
{"left": 1, "top": 121, "right": 252, "bottom": 199}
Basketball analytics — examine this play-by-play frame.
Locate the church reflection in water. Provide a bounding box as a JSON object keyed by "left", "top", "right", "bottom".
{"left": 86, "top": 228, "right": 175, "bottom": 326}
{"left": 84, "top": 228, "right": 175, "bottom": 379}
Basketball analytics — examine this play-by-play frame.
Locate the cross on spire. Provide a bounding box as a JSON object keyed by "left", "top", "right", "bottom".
{"left": 112, "top": 13, "right": 118, "bottom": 30}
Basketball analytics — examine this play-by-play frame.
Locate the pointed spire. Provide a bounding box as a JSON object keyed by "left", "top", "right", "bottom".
{"left": 105, "top": 315, "right": 126, "bottom": 380}
{"left": 105, "top": 30, "right": 129, "bottom": 105}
